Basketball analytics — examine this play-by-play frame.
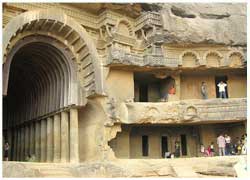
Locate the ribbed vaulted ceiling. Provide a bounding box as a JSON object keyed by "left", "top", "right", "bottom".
{"left": 3, "top": 36, "right": 77, "bottom": 128}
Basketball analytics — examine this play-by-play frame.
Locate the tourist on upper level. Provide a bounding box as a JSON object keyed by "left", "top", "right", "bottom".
{"left": 217, "top": 134, "right": 226, "bottom": 156}
{"left": 201, "top": 82, "right": 208, "bottom": 99}
{"left": 217, "top": 81, "right": 227, "bottom": 99}
{"left": 225, "top": 134, "right": 232, "bottom": 155}
{"left": 4, "top": 142, "right": 9, "bottom": 161}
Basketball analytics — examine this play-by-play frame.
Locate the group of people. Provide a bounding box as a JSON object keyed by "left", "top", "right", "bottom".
{"left": 201, "top": 133, "right": 247, "bottom": 157}
{"left": 161, "top": 80, "right": 228, "bottom": 102}
{"left": 201, "top": 81, "right": 228, "bottom": 99}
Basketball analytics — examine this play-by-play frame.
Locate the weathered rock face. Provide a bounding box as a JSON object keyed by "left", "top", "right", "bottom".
{"left": 3, "top": 156, "right": 245, "bottom": 178}
{"left": 160, "top": 3, "right": 246, "bottom": 46}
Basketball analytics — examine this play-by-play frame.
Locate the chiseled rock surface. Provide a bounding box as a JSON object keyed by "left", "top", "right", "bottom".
{"left": 3, "top": 155, "right": 245, "bottom": 178}
{"left": 160, "top": 3, "right": 246, "bottom": 46}
{"left": 117, "top": 98, "right": 246, "bottom": 124}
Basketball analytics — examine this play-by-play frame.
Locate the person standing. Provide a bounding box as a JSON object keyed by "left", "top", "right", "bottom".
{"left": 217, "top": 81, "right": 227, "bottom": 99}
{"left": 4, "top": 142, "right": 10, "bottom": 161}
{"left": 201, "top": 82, "right": 208, "bottom": 99}
{"left": 217, "top": 134, "right": 226, "bottom": 156}
{"left": 225, "top": 134, "right": 231, "bottom": 155}
{"left": 210, "top": 142, "right": 215, "bottom": 157}
{"left": 174, "top": 141, "right": 180, "bottom": 158}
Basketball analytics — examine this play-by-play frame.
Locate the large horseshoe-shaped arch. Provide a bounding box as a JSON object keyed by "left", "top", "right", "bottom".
{"left": 3, "top": 8, "right": 104, "bottom": 98}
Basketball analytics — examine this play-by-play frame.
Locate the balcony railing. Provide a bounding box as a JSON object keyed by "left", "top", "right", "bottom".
{"left": 107, "top": 48, "right": 179, "bottom": 67}
{"left": 117, "top": 98, "right": 246, "bottom": 124}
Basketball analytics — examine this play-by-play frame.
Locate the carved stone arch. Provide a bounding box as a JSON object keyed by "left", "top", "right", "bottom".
{"left": 227, "top": 50, "right": 245, "bottom": 67}
{"left": 186, "top": 106, "right": 198, "bottom": 116}
{"left": 179, "top": 50, "right": 200, "bottom": 67}
{"left": 203, "top": 50, "right": 223, "bottom": 67}
{"left": 3, "top": 9, "right": 104, "bottom": 99}
{"left": 114, "top": 18, "right": 135, "bottom": 37}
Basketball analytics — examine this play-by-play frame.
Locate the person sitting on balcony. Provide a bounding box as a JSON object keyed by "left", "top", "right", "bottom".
{"left": 168, "top": 85, "right": 176, "bottom": 95}
{"left": 201, "top": 82, "right": 208, "bottom": 99}
{"left": 217, "top": 81, "right": 227, "bottom": 99}
{"left": 161, "top": 85, "right": 175, "bottom": 102}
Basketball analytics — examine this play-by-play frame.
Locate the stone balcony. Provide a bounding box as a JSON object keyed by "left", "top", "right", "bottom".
{"left": 107, "top": 48, "right": 178, "bottom": 67}
{"left": 117, "top": 98, "right": 246, "bottom": 124}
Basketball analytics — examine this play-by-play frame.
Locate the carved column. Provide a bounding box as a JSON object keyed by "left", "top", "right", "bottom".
{"left": 46, "top": 117, "right": 53, "bottom": 162}
{"left": 61, "top": 111, "right": 69, "bottom": 162}
{"left": 13, "top": 130, "right": 17, "bottom": 161}
{"left": 69, "top": 108, "right": 79, "bottom": 163}
{"left": 53, "top": 114, "right": 61, "bottom": 162}
{"left": 29, "top": 122, "right": 35, "bottom": 156}
{"left": 7, "top": 129, "right": 12, "bottom": 160}
{"left": 17, "top": 129, "right": 21, "bottom": 161}
{"left": 40, "top": 119, "right": 47, "bottom": 162}
{"left": 35, "top": 121, "right": 41, "bottom": 162}
{"left": 21, "top": 127, "right": 25, "bottom": 161}
{"left": 24, "top": 125, "right": 29, "bottom": 159}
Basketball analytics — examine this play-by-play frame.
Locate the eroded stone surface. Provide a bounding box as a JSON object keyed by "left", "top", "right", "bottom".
{"left": 115, "top": 98, "right": 247, "bottom": 124}
{"left": 161, "top": 3, "right": 246, "bottom": 46}
{"left": 3, "top": 156, "right": 244, "bottom": 178}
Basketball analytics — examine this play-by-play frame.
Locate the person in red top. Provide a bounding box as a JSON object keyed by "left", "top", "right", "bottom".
{"left": 168, "top": 86, "right": 176, "bottom": 95}
{"left": 205, "top": 146, "right": 212, "bottom": 157}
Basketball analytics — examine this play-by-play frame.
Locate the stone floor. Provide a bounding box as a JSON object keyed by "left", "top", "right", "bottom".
{"left": 2, "top": 155, "right": 246, "bottom": 178}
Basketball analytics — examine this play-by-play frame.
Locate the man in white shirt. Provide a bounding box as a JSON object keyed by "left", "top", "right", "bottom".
{"left": 217, "top": 81, "right": 227, "bottom": 99}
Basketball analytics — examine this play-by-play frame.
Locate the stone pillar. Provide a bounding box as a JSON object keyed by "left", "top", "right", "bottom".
{"left": 40, "top": 119, "right": 47, "bottom": 162}
{"left": 61, "top": 111, "right": 69, "bottom": 162}
{"left": 17, "top": 129, "right": 21, "bottom": 161}
{"left": 7, "top": 129, "right": 12, "bottom": 160}
{"left": 53, "top": 114, "right": 61, "bottom": 162}
{"left": 24, "top": 125, "right": 29, "bottom": 159}
{"left": 13, "top": 130, "right": 17, "bottom": 161}
{"left": 46, "top": 117, "right": 53, "bottom": 162}
{"left": 15, "top": 130, "right": 18, "bottom": 161}
{"left": 20, "top": 127, "right": 25, "bottom": 161}
{"left": 29, "top": 123, "right": 35, "bottom": 156}
{"left": 69, "top": 108, "right": 79, "bottom": 163}
{"left": 35, "top": 121, "right": 41, "bottom": 162}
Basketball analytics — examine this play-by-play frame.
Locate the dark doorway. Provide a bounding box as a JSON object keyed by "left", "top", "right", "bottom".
{"left": 181, "top": 134, "right": 187, "bottom": 156}
{"left": 134, "top": 72, "right": 176, "bottom": 102}
{"left": 142, "top": 135, "right": 149, "bottom": 156}
{"left": 139, "top": 84, "right": 148, "bottom": 102}
{"left": 215, "top": 76, "right": 228, "bottom": 98}
{"left": 161, "top": 136, "right": 168, "bottom": 158}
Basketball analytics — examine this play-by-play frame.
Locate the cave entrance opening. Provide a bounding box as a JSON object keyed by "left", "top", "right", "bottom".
{"left": 134, "top": 72, "right": 175, "bottom": 102}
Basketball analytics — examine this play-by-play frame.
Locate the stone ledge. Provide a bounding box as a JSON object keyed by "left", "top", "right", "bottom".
{"left": 3, "top": 155, "right": 246, "bottom": 178}
{"left": 116, "top": 98, "right": 247, "bottom": 124}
